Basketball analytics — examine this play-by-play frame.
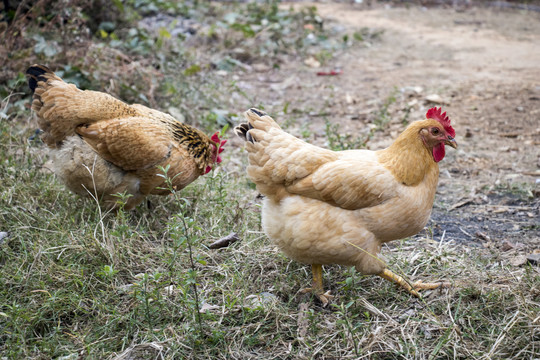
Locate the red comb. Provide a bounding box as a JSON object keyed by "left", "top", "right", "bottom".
{"left": 426, "top": 107, "right": 455, "bottom": 138}
{"left": 210, "top": 131, "right": 226, "bottom": 165}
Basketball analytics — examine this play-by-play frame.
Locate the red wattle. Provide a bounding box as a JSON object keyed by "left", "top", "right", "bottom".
{"left": 432, "top": 143, "right": 446, "bottom": 162}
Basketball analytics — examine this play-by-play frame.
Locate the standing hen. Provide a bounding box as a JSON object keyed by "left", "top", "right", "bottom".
{"left": 235, "top": 107, "right": 457, "bottom": 304}
{"left": 27, "top": 64, "right": 226, "bottom": 210}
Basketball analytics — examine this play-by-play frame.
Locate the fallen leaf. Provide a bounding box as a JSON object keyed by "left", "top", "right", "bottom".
{"left": 244, "top": 292, "right": 279, "bottom": 310}
{"left": 500, "top": 241, "right": 515, "bottom": 252}
{"left": 510, "top": 256, "right": 527, "bottom": 267}
{"left": 200, "top": 303, "right": 220, "bottom": 313}
{"left": 304, "top": 57, "right": 321, "bottom": 68}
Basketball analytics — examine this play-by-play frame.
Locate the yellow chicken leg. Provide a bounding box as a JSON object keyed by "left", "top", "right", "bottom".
{"left": 378, "top": 268, "right": 451, "bottom": 297}
{"left": 300, "top": 264, "right": 334, "bottom": 306}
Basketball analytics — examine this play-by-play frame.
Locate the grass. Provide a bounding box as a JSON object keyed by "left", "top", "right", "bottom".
{"left": 1, "top": 1, "right": 539, "bottom": 359}
{"left": 2, "top": 107, "right": 538, "bottom": 360}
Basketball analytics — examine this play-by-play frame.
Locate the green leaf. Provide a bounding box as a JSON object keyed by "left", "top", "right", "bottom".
{"left": 231, "top": 23, "right": 255, "bottom": 38}
{"left": 184, "top": 64, "right": 201, "bottom": 76}
{"left": 112, "top": 0, "right": 124, "bottom": 12}
{"left": 159, "top": 27, "right": 171, "bottom": 39}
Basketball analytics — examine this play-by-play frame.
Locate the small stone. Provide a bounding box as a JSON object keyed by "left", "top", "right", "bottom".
{"left": 527, "top": 253, "right": 540, "bottom": 265}
{"left": 252, "top": 63, "right": 271, "bottom": 72}
{"left": 407, "top": 99, "right": 419, "bottom": 107}
{"left": 515, "top": 106, "right": 524, "bottom": 112}
{"left": 117, "top": 284, "right": 134, "bottom": 293}
{"left": 425, "top": 94, "right": 449, "bottom": 105}
{"left": 0, "top": 232, "right": 8, "bottom": 246}
{"left": 500, "top": 241, "right": 515, "bottom": 252}
{"left": 304, "top": 57, "right": 321, "bottom": 68}
{"left": 475, "top": 231, "right": 490, "bottom": 241}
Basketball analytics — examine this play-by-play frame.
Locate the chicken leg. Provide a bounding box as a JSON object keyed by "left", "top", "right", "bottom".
{"left": 378, "top": 269, "right": 450, "bottom": 297}
{"left": 300, "top": 264, "right": 334, "bottom": 306}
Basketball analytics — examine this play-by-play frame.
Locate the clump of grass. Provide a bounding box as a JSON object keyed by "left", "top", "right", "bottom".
{"left": 324, "top": 118, "right": 372, "bottom": 151}
{"left": 373, "top": 88, "right": 398, "bottom": 130}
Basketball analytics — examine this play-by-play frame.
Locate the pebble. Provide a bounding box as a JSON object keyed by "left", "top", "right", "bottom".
{"left": 527, "top": 253, "right": 540, "bottom": 265}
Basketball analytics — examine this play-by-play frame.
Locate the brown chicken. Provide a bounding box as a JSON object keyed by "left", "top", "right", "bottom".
{"left": 235, "top": 107, "right": 457, "bottom": 304}
{"left": 27, "top": 64, "right": 226, "bottom": 210}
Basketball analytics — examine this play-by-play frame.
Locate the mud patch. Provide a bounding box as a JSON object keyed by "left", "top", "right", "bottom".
{"left": 425, "top": 192, "right": 539, "bottom": 249}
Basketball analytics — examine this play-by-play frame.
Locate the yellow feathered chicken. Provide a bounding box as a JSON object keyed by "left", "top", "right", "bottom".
{"left": 235, "top": 108, "right": 456, "bottom": 304}
{"left": 27, "top": 64, "right": 226, "bottom": 210}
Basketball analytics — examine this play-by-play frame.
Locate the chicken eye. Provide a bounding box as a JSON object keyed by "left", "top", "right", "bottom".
{"left": 431, "top": 128, "right": 440, "bottom": 135}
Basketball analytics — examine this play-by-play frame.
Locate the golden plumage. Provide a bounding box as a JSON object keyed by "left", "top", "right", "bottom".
{"left": 27, "top": 64, "right": 224, "bottom": 210}
{"left": 236, "top": 108, "right": 456, "bottom": 303}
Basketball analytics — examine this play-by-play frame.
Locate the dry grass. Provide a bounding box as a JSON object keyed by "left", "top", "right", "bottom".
{"left": 1, "top": 115, "right": 538, "bottom": 358}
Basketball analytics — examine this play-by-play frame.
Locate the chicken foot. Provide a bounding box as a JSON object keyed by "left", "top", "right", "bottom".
{"left": 378, "top": 268, "right": 451, "bottom": 297}
{"left": 300, "top": 264, "right": 334, "bottom": 306}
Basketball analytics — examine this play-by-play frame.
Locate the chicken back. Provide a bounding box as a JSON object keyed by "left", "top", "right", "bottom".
{"left": 27, "top": 64, "right": 226, "bottom": 210}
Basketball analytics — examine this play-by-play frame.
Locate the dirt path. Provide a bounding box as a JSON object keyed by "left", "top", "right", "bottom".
{"left": 241, "top": 3, "right": 539, "bottom": 250}
{"left": 311, "top": 4, "right": 540, "bottom": 180}
{"left": 318, "top": 3, "right": 540, "bottom": 85}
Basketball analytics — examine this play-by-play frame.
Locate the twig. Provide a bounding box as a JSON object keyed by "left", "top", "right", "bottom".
{"left": 177, "top": 208, "right": 203, "bottom": 337}
{"left": 449, "top": 199, "right": 473, "bottom": 211}
{"left": 208, "top": 232, "right": 240, "bottom": 249}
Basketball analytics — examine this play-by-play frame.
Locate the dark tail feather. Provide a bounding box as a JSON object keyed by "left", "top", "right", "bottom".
{"left": 248, "top": 108, "right": 266, "bottom": 117}
{"left": 26, "top": 64, "right": 53, "bottom": 93}
{"left": 234, "top": 122, "right": 254, "bottom": 143}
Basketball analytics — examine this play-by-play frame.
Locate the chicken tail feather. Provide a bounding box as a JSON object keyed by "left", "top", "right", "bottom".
{"left": 234, "top": 108, "right": 280, "bottom": 144}
{"left": 26, "top": 64, "right": 60, "bottom": 93}
{"left": 26, "top": 64, "right": 142, "bottom": 148}
{"left": 234, "top": 122, "right": 254, "bottom": 143}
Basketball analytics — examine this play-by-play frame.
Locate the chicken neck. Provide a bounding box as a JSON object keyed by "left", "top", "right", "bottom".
{"left": 376, "top": 122, "right": 440, "bottom": 186}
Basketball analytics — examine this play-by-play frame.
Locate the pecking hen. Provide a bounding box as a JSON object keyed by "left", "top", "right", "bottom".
{"left": 235, "top": 107, "right": 457, "bottom": 305}
{"left": 27, "top": 64, "right": 226, "bottom": 210}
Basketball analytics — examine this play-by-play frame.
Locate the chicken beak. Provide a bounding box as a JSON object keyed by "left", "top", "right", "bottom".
{"left": 445, "top": 136, "right": 458, "bottom": 149}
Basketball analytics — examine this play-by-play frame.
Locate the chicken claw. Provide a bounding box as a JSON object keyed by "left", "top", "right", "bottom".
{"left": 299, "top": 288, "right": 335, "bottom": 307}
{"left": 299, "top": 264, "right": 335, "bottom": 306}
{"left": 378, "top": 269, "right": 450, "bottom": 297}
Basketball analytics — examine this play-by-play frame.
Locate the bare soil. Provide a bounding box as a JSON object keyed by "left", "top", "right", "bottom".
{"left": 234, "top": 3, "right": 540, "bottom": 253}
